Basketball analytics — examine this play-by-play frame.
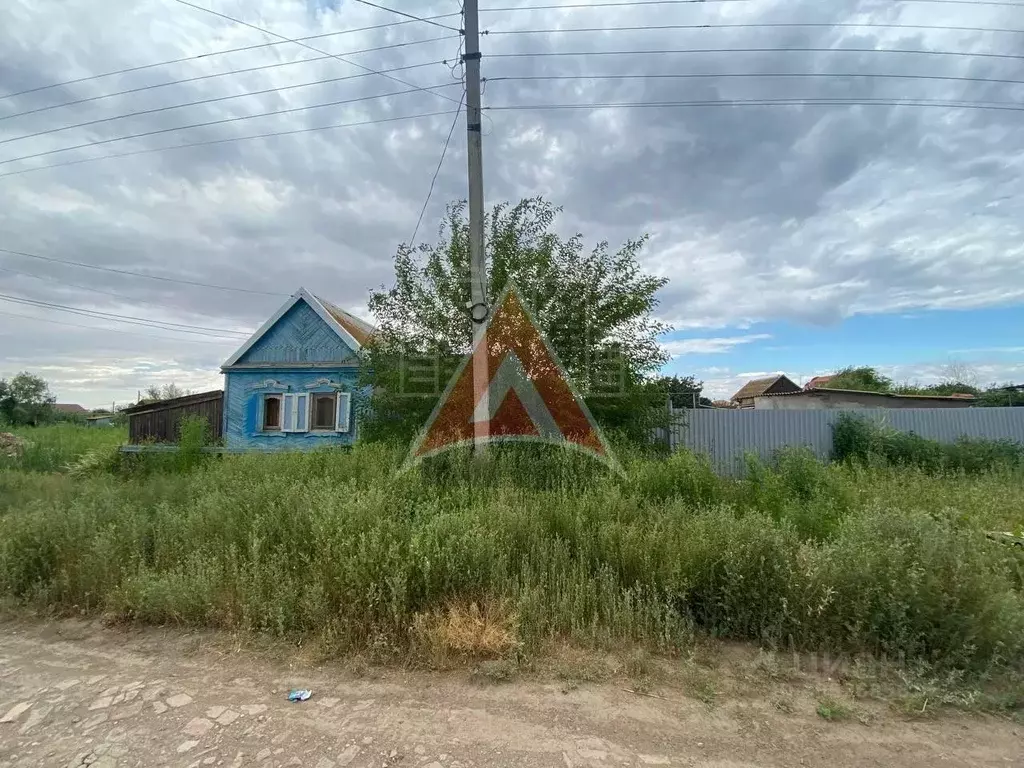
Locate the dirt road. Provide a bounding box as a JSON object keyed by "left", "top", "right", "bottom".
{"left": 0, "top": 620, "right": 1020, "bottom": 768}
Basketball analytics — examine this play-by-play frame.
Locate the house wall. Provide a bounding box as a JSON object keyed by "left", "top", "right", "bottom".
{"left": 754, "top": 391, "right": 973, "bottom": 410}
{"left": 223, "top": 368, "right": 363, "bottom": 451}
{"left": 236, "top": 301, "right": 358, "bottom": 365}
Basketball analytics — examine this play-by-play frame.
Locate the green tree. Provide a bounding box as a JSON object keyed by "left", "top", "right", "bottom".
{"left": 142, "top": 383, "right": 191, "bottom": 403}
{"left": 822, "top": 366, "right": 894, "bottom": 393}
{"left": 655, "top": 374, "right": 711, "bottom": 408}
{"left": 0, "top": 372, "right": 55, "bottom": 426}
{"left": 362, "top": 198, "right": 671, "bottom": 444}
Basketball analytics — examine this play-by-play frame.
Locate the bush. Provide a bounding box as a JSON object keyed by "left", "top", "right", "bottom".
{"left": 832, "top": 413, "right": 1024, "bottom": 474}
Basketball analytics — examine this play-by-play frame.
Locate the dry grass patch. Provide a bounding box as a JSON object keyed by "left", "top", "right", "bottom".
{"left": 413, "top": 600, "right": 520, "bottom": 663}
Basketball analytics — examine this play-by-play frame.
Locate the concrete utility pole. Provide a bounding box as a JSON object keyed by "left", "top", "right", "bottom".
{"left": 464, "top": 0, "right": 489, "bottom": 454}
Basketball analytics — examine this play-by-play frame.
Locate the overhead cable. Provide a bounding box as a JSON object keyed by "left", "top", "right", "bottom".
{"left": 485, "top": 96, "right": 1024, "bottom": 112}
{"left": 488, "top": 46, "right": 1024, "bottom": 63}
{"left": 0, "top": 82, "right": 462, "bottom": 166}
{"left": 352, "top": 0, "right": 462, "bottom": 32}
{"left": 0, "top": 14, "right": 461, "bottom": 102}
{"left": 172, "top": 0, "right": 462, "bottom": 106}
{"left": 410, "top": 90, "right": 466, "bottom": 246}
{"left": 0, "top": 308, "right": 243, "bottom": 345}
{"left": 0, "top": 58, "right": 450, "bottom": 146}
{"left": 0, "top": 293, "right": 250, "bottom": 338}
{"left": 1, "top": 40, "right": 456, "bottom": 124}
{"left": 0, "top": 247, "right": 287, "bottom": 295}
{"left": 0, "top": 110, "right": 460, "bottom": 178}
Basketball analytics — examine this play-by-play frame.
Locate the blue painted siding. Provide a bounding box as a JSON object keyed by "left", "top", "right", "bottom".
{"left": 223, "top": 369, "right": 365, "bottom": 451}
{"left": 237, "top": 300, "right": 357, "bottom": 365}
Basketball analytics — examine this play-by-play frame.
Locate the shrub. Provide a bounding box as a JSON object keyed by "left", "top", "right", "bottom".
{"left": 0, "top": 442, "right": 1021, "bottom": 671}
{"left": 832, "top": 413, "right": 1024, "bottom": 474}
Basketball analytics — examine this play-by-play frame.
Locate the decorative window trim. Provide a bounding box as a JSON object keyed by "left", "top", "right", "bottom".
{"left": 261, "top": 393, "right": 284, "bottom": 432}
{"left": 250, "top": 378, "right": 289, "bottom": 391}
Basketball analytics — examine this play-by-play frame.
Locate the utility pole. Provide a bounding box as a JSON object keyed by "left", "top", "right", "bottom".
{"left": 464, "top": 0, "right": 489, "bottom": 454}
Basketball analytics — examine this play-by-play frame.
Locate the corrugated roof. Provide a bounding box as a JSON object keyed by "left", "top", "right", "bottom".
{"left": 731, "top": 375, "right": 787, "bottom": 402}
{"left": 758, "top": 387, "right": 977, "bottom": 402}
{"left": 315, "top": 296, "right": 376, "bottom": 347}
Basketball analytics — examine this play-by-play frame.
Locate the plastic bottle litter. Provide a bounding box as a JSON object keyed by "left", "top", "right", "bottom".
{"left": 287, "top": 689, "right": 312, "bottom": 702}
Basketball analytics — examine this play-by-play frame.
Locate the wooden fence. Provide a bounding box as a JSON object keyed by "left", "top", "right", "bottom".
{"left": 123, "top": 390, "right": 223, "bottom": 445}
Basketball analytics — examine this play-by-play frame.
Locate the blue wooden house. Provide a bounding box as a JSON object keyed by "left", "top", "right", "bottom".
{"left": 220, "top": 288, "right": 374, "bottom": 451}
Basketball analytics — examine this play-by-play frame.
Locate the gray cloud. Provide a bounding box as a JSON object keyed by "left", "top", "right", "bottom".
{"left": 1, "top": 0, "right": 1023, "bottom": 404}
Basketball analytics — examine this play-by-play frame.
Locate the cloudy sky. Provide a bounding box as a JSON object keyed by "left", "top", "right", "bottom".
{"left": 1, "top": 0, "right": 1023, "bottom": 406}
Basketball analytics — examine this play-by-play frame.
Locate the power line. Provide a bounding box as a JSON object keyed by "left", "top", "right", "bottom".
{"left": 173, "top": 0, "right": 462, "bottom": 106}
{"left": 0, "top": 293, "right": 250, "bottom": 338}
{"left": 485, "top": 96, "right": 1024, "bottom": 112}
{"left": 487, "top": 21, "right": 1024, "bottom": 37}
{"left": 0, "top": 57, "right": 450, "bottom": 147}
{"left": 0, "top": 14, "right": 462, "bottom": 103}
{"left": 0, "top": 82, "right": 461, "bottom": 167}
{"left": 410, "top": 90, "right": 466, "bottom": 246}
{"left": 486, "top": 70, "right": 1024, "bottom": 88}
{"left": 0, "top": 263, "right": 162, "bottom": 304}
{"left": 0, "top": 247, "right": 286, "bottom": 296}
{"left": 483, "top": 1, "right": 749, "bottom": 9}
{"left": 0, "top": 109, "right": 459, "bottom": 179}
{"left": 488, "top": 46, "right": 1024, "bottom": 63}
{"left": 1, "top": 40, "right": 456, "bottom": 125}
{"left": 0, "top": 264, "right": 254, "bottom": 330}
{"left": 0, "top": 308, "right": 241, "bottom": 345}
{"left": 482, "top": 0, "right": 1024, "bottom": 10}
{"left": 353, "top": 0, "right": 461, "bottom": 32}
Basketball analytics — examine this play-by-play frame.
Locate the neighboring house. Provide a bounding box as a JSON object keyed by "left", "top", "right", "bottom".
{"left": 53, "top": 403, "right": 88, "bottom": 416}
{"left": 730, "top": 375, "right": 801, "bottom": 408}
{"left": 86, "top": 413, "right": 115, "bottom": 427}
{"left": 804, "top": 375, "right": 834, "bottom": 390}
{"left": 220, "top": 288, "right": 375, "bottom": 451}
{"left": 754, "top": 387, "right": 975, "bottom": 410}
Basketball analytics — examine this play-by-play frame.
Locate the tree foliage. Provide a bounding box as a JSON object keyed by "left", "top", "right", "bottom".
{"left": 142, "top": 383, "right": 191, "bottom": 404}
{"left": 822, "top": 366, "right": 894, "bottom": 393}
{"left": 820, "top": 364, "right": 1020, "bottom": 406}
{"left": 0, "top": 372, "right": 55, "bottom": 426}
{"left": 654, "top": 374, "right": 711, "bottom": 408}
{"left": 361, "top": 198, "right": 672, "bottom": 444}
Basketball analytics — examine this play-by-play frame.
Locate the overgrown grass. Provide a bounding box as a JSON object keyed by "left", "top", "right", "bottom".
{"left": 833, "top": 413, "right": 1024, "bottom": 475}
{"left": 0, "top": 423, "right": 125, "bottom": 472}
{"left": 0, "top": 435, "right": 1022, "bottom": 680}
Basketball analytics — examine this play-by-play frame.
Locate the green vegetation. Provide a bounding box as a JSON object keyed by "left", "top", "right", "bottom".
{"left": 362, "top": 197, "right": 672, "bottom": 445}
{"left": 1, "top": 428, "right": 1023, "bottom": 685}
{"left": 0, "top": 423, "right": 126, "bottom": 472}
{"left": 833, "top": 413, "right": 1024, "bottom": 474}
{"left": 820, "top": 365, "right": 1023, "bottom": 406}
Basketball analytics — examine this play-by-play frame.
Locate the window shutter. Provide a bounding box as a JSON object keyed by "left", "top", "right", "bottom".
{"left": 335, "top": 391, "right": 351, "bottom": 433}
{"left": 282, "top": 395, "right": 294, "bottom": 432}
{"left": 295, "top": 393, "right": 308, "bottom": 432}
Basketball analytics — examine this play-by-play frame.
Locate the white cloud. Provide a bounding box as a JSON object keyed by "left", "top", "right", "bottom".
{"left": 661, "top": 334, "right": 771, "bottom": 357}
{"left": 2, "top": 0, "right": 1024, "bottom": 404}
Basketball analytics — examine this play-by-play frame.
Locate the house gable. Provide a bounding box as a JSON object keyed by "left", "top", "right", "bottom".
{"left": 225, "top": 294, "right": 359, "bottom": 368}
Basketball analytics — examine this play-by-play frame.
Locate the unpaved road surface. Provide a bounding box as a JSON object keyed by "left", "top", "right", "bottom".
{"left": 0, "top": 620, "right": 1021, "bottom": 768}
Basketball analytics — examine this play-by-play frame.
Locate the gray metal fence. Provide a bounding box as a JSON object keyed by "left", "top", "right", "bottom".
{"left": 664, "top": 407, "right": 1024, "bottom": 474}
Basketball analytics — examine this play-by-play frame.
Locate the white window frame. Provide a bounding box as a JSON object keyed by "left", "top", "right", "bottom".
{"left": 335, "top": 391, "right": 352, "bottom": 433}
{"left": 309, "top": 391, "right": 338, "bottom": 432}
{"left": 262, "top": 393, "right": 284, "bottom": 432}
{"left": 281, "top": 393, "right": 309, "bottom": 433}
